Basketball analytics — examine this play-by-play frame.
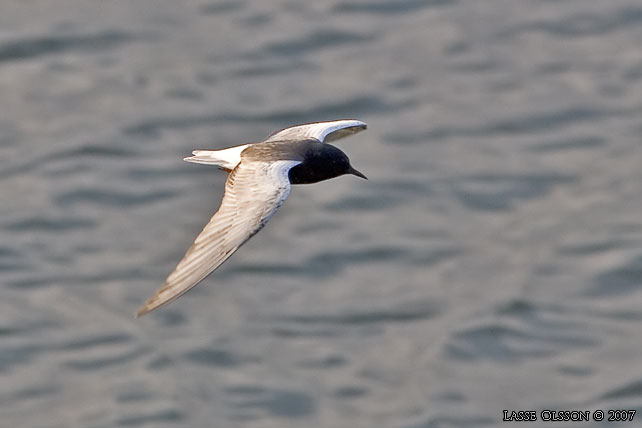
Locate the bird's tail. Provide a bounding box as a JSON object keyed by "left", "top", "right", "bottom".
{"left": 183, "top": 144, "right": 250, "bottom": 171}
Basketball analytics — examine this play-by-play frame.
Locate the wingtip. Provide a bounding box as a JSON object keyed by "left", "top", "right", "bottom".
{"left": 135, "top": 295, "right": 162, "bottom": 317}
{"left": 135, "top": 296, "right": 163, "bottom": 317}
{"left": 349, "top": 119, "right": 367, "bottom": 130}
{"left": 135, "top": 305, "right": 150, "bottom": 318}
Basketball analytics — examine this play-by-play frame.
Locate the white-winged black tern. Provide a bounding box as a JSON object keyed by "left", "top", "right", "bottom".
{"left": 136, "top": 119, "right": 367, "bottom": 316}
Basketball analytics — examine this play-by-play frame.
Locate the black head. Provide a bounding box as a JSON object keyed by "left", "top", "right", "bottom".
{"left": 288, "top": 141, "right": 367, "bottom": 185}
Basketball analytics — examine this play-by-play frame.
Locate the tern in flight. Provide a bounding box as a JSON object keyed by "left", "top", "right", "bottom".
{"left": 136, "top": 119, "right": 367, "bottom": 316}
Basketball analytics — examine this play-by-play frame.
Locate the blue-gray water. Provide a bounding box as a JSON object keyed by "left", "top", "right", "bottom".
{"left": 2, "top": 1, "right": 642, "bottom": 427}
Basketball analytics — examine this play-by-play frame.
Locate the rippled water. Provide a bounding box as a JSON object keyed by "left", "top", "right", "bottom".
{"left": 2, "top": 0, "right": 642, "bottom": 427}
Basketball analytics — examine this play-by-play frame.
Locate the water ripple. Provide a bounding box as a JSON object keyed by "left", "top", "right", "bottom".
{"left": 49, "top": 144, "right": 134, "bottom": 160}
{"left": 0, "top": 31, "right": 137, "bottom": 64}
{"left": 227, "top": 245, "right": 409, "bottom": 278}
{"left": 4, "top": 383, "right": 59, "bottom": 404}
{"left": 276, "top": 299, "right": 441, "bottom": 326}
{"left": 230, "top": 60, "right": 315, "bottom": 78}
{"left": 262, "top": 29, "right": 374, "bottom": 56}
{"left": 124, "top": 95, "right": 407, "bottom": 136}
{"left": 446, "top": 300, "right": 596, "bottom": 362}
{"left": 225, "top": 385, "right": 316, "bottom": 418}
{"left": 183, "top": 347, "right": 250, "bottom": 368}
{"left": 64, "top": 347, "right": 148, "bottom": 371}
{"left": 498, "top": 6, "right": 642, "bottom": 38}
{"left": 54, "top": 188, "right": 177, "bottom": 207}
{"left": 586, "top": 254, "right": 642, "bottom": 298}
{"left": 0, "top": 344, "right": 44, "bottom": 372}
{"left": 404, "top": 415, "right": 494, "bottom": 428}
{"left": 60, "top": 333, "right": 132, "bottom": 351}
{"left": 117, "top": 409, "right": 184, "bottom": 426}
{"left": 529, "top": 136, "right": 606, "bottom": 153}
{"left": 600, "top": 378, "right": 642, "bottom": 401}
{"left": 453, "top": 173, "right": 575, "bottom": 212}
{"left": 297, "top": 354, "right": 348, "bottom": 369}
{"left": 333, "top": 385, "right": 368, "bottom": 398}
{"left": 386, "top": 106, "right": 620, "bottom": 144}
{"left": 334, "top": 0, "right": 454, "bottom": 14}
{"left": 199, "top": 1, "right": 245, "bottom": 15}
{"left": 7, "top": 216, "right": 96, "bottom": 232}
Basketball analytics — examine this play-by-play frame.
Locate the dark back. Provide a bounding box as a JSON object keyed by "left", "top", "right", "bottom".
{"left": 241, "top": 139, "right": 353, "bottom": 185}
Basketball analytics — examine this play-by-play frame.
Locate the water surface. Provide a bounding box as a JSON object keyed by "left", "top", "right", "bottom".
{"left": 2, "top": 0, "right": 642, "bottom": 427}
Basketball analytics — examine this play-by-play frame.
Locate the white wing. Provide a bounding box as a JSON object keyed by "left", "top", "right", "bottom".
{"left": 264, "top": 119, "right": 366, "bottom": 143}
{"left": 136, "top": 159, "right": 301, "bottom": 316}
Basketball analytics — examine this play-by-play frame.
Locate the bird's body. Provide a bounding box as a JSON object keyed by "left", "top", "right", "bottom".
{"left": 136, "top": 119, "right": 367, "bottom": 316}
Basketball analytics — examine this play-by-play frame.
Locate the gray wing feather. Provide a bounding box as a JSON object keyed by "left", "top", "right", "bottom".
{"left": 136, "top": 159, "right": 301, "bottom": 316}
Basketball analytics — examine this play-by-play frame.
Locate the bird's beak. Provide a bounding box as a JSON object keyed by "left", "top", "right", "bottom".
{"left": 348, "top": 166, "right": 368, "bottom": 180}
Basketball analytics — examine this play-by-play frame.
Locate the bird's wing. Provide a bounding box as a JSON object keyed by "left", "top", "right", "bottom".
{"left": 264, "top": 119, "right": 366, "bottom": 143}
{"left": 136, "top": 159, "right": 301, "bottom": 316}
